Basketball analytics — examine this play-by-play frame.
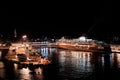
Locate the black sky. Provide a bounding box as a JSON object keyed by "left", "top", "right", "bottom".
{"left": 0, "top": 1, "right": 112, "bottom": 40}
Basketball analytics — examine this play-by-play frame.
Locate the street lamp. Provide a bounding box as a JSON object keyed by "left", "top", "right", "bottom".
{"left": 22, "top": 35, "right": 27, "bottom": 42}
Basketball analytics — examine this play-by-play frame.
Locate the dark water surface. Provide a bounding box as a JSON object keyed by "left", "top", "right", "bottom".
{"left": 0, "top": 47, "right": 120, "bottom": 80}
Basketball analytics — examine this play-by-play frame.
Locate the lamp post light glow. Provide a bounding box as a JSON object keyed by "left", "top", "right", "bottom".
{"left": 22, "top": 35, "right": 27, "bottom": 41}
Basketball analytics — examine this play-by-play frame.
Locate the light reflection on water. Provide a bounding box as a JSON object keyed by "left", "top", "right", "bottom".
{"left": 18, "top": 67, "right": 32, "bottom": 80}
{"left": 58, "top": 50, "right": 93, "bottom": 73}
{"left": 112, "top": 53, "right": 120, "bottom": 68}
{"left": 0, "top": 61, "right": 5, "bottom": 79}
{"left": 0, "top": 51, "right": 2, "bottom": 59}
{"left": 56, "top": 49, "right": 107, "bottom": 79}
{"left": 1, "top": 48, "right": 120, "bottom": 80}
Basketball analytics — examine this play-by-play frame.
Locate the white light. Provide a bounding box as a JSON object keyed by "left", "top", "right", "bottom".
{"left": 79, "top": 36, "right": 86, "bottom": 41}
{"left": 22, "top": 35, "right": 27, "bottom": 39}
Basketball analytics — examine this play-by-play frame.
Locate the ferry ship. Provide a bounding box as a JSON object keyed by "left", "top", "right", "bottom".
{"left": 56, "top": 36, "right": 111, "bottom": 52}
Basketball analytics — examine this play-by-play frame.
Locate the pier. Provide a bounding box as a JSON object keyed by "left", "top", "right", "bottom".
{"left": 30, "top": 42, "right": 57, "bottom": 47}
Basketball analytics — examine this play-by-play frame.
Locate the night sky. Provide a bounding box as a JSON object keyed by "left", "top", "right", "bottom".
{"left": 0, "top": 2, "right": 112, "bottom": 41}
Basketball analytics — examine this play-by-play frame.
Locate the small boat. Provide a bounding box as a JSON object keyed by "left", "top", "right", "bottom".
{"left": 56, "top": 36, "right": 111, "bottom": 52}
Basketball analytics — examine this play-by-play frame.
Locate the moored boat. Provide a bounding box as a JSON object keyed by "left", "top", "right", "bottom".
{"left": 5, "top": 42, "right": 51, "bottom": 66}
{"left": 56, "top": 36, "right": 111, "bottom": 52}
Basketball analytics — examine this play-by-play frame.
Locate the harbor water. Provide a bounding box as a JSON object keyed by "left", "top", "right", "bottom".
{"left": 0, "top": 47, "right": 120, "bottom": 80}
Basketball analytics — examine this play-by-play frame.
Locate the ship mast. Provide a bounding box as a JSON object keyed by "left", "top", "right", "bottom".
{"left": 85, "top": 24, "right": 96, "bottom": 38}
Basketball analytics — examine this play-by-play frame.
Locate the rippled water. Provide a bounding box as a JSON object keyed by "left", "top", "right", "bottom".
{"left": 1, "top": 47, "right": 120, "bottom": 80}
